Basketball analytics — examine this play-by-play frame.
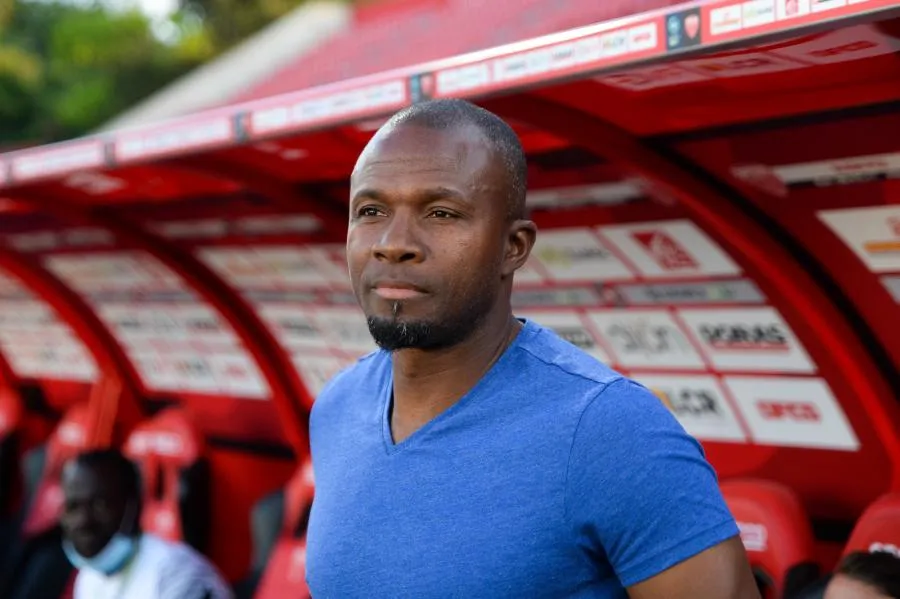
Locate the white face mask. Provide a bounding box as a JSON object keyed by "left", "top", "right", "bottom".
{"left": 62, "top": 500, "right": 139, "bottom": 576}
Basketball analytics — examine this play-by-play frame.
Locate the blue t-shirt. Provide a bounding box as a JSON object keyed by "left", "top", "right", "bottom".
{"left": 307, "top": 319, "right": 738, "bottom": 598}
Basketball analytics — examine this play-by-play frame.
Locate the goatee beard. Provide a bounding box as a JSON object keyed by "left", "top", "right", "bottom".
{"left": 366, "top": 301, "right": 471, "bottom": 351}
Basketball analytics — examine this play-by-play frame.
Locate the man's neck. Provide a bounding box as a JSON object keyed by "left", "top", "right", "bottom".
{"left": 389, "top": 310, "right": 521, "bottom": 444}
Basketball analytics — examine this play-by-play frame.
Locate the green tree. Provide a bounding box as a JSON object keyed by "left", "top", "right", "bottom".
{"left": 0, "top": 0, "right": 321, "bottom": 147}
{"left": 0, "top": 0, "right": 203, "bottom": 145}
{"left": 178, "top": 0, "right": 306, "bottom": 51}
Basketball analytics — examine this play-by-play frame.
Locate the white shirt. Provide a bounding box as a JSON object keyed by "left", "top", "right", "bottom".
{"left": 74, "top": 534, "right": 234, "bottom": 599}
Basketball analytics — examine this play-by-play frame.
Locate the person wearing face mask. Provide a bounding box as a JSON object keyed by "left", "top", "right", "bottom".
{"left": 60, "top": 449, "right": 232, "bottom": 599}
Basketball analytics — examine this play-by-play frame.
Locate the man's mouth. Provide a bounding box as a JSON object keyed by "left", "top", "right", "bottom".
{"left": 372, "top": 280, "right": 427, "bottom": 300}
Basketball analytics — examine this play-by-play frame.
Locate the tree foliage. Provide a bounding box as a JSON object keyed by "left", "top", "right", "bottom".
{"left": 0, "top": 0, "right": 308, "bottom": 148}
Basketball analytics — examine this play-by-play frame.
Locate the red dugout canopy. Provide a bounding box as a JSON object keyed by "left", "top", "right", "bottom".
{"left": 0, "top": 0, "right": 898, "bottom": 526}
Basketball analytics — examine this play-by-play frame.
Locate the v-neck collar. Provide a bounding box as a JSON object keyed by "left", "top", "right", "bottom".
{"left": 380, "top": 319, "right": 533, "bottom": 455}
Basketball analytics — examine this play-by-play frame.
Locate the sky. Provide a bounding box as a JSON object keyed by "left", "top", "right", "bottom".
{"left": 29, "top": 0, "right": 180, "bottom": 21}
{"left": 112, "top": 0, "right": 179, "bottom": 21}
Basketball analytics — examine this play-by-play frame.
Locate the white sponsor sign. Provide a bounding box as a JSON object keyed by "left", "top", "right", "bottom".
{"left": 116, "top": 117, "right": 232, "bottom": 162}
{"left": 257, "top": 304, "right": 330, "bottom": 351}
{"left": 586, "top": 309, "right": 706, "bottom": 369}
{"left": 199, "top": 246, "right": 344, "bottom": 290}
{"left": 7, "top": 228, "right": 115, "bottom": 253}
{"left": 724, "top": 376, "right": 859, "bottom": 450}
{"left": 46, "top": 252, "right": 184, "bottom": 294}
{"left": 10, "top": 141, "right": 106, "bottom": 181}
{"left": 738, "top": 522, "right": 769, "bottom": 552}
{"left": 250, "top": 80, "right": 407, "bottom": 135}
{"left": 0, "top": 271, "right": 98, "bottom": 382}
{"left": 599, "top": 220, "right": 741, "bottom": 279}
{"left": 762, "top": 151, "right": 900, "bottom": 186}
{"left": 636, "top": 374, "right": 747, "bottom": 442}
{"left": 743, "top": 0, "right": 776, "bottom": 28}
{"left": 531, "top": 228, "right": 635, "bottom": 283}
{"left": 678, "top": 307, "right": 815, "bottom": 373}
{"left": 517, "top": 311, "right": 610, "bottom": 363}
{"left": 46, "top": 252, "right": 268, "bottom": 398}
{"left": 313, "top": 306, "right": 377, "bottom": 355}
{"left": 710, "top": 5, "right": 743, "bottom": 34}
{"left": 819, "top": 206, "right": 900, "bottom": 273}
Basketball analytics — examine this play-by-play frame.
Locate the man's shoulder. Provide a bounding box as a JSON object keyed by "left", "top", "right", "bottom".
{"left": 515, "top": 320, "right": 624, "bottom": 389}
{"left": 312, "top": 350, "right": 387, "bottom": 412}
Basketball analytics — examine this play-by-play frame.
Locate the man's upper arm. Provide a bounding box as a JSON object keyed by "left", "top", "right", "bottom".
{"left": 628, "top": 536, "right": 760, "bottom": 599}
{"left": 565, "top": 378, "right": 756, "bottom": 596}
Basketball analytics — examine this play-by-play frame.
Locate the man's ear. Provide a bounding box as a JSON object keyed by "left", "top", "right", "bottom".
{"left": 502, "top": 219, "right": 537, "bottom": 277}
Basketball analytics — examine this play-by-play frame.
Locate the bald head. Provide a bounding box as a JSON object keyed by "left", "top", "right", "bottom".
{"left": 357, "top": 99, "right": 528, "bottom": 220}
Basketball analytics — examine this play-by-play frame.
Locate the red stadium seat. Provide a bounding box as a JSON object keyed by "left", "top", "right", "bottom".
{"left": 253, "top": 461, "right": 315, "bottom": 599}
{"left": 843, "top": 493, "right": 900, "bottom": 559}
{"left": 0, "top": 403, "right": 93, "bottom": 599}
{"left": 722, "top": 479, "right": 819, "bottom": 599}
{"left": 0, "top": 387, "right": 23, "bottom": 517}
{"left": 124, "top": 409, "right": 210, "bottom": 552}
{"left": 21, "top": 403, "right": 92, "bottom": 537}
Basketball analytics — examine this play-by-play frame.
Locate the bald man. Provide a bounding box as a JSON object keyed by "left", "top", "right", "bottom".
{"left": 306, "top": 99, "right": 759, "bottom": 598}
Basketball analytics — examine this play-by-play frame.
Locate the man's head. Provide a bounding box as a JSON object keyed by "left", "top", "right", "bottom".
{"left": 60, "top": 448, "right": 141, "bottom": 558}
{"left": 348, "top": 99, "right": 536, "bottom": 351}
{"left": 824, "top": 551, "right": 900, "bottom": 599}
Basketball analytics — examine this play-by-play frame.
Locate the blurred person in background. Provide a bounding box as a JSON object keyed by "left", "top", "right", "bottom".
{"left": 61, "top": 449, "right": 232, "bottom": 599}
{"left": 824, "top": 551, "right": 900, "bottom": 599}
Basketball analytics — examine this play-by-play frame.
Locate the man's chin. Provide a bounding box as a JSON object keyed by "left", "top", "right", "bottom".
{"left": 73, "top": 542, "right": 105, "bottom": 558}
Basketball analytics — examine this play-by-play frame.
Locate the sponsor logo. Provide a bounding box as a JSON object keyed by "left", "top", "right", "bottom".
{"left": 536, "top": 245, "right": 612, "bottom": 266}
{"left": 757, "top": 400, "right": 821, "bottom": 422}
{"left": 710, "top": 5, "right": 742, "bottom": 35}
{"left": 653, "top": 387, "right": 721, "bottom": 417}
{"left": 666, "top": 8, "right": 702, "bottom": 50}
{"left": 630, "top": 230, "right": 699, "bottom": 270}
{"left": 738, "top": 522, "right": 768, "bottom": 552}
{"left": 699, "top": 323, "right": 789, "bottom": 351}
{"left": 861, "top": 218, "right": 900, "bottom": 257}
{"left": 552, "top": 327, "right": 597, "bottom": 350}
{"left": 173, "top": 359, "right": 212, "bottom": 377}
{"left": 743, "top": 0, "right": 776, "bottom": 27}
{"left": 607, "top": 322, "right": 692, "bottom": 356}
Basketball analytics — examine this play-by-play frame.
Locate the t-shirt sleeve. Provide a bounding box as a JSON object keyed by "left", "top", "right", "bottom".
{"left": 565, "top": 377, "right": 739, "bottom": 587}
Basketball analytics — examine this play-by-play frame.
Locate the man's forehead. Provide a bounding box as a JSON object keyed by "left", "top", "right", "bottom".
{"left": 62, "top": 461, "right": 117, "bottom": 494}
{"left": 353, "top": 123, "right": 496, "bottom": 182}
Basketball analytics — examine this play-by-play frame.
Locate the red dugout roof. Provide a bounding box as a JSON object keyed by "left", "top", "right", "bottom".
{"left": 0, "top": 0, "right": 898, "bottom": 528}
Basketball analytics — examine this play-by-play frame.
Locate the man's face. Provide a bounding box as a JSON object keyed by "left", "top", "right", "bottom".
{"left": 60, "top": 462, "right": 129, "bottom": 558}
{"left": 348, "top": 123, "right": 529, "bottom": 350}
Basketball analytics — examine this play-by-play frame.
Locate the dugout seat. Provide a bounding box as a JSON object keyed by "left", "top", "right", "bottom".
{"left": 252, "top": 461, "right": 315, "bottom": 599}
{"left": 124, "top": 408, "right": 211, "bottom": 553}
{"left": 722, "top": 479, "right": 819, "bottom": 599}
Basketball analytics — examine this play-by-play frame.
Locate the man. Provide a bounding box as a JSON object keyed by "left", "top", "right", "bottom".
{"left": 306, "top": 98, "right": 759, "bottom": 598}
{"left": 60, "top": 449, "right": 232, "bottom": 599}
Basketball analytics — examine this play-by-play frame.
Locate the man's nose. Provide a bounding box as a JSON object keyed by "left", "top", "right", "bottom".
{"left": 372, "top": 213, "right": 424, "bottom": 264}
